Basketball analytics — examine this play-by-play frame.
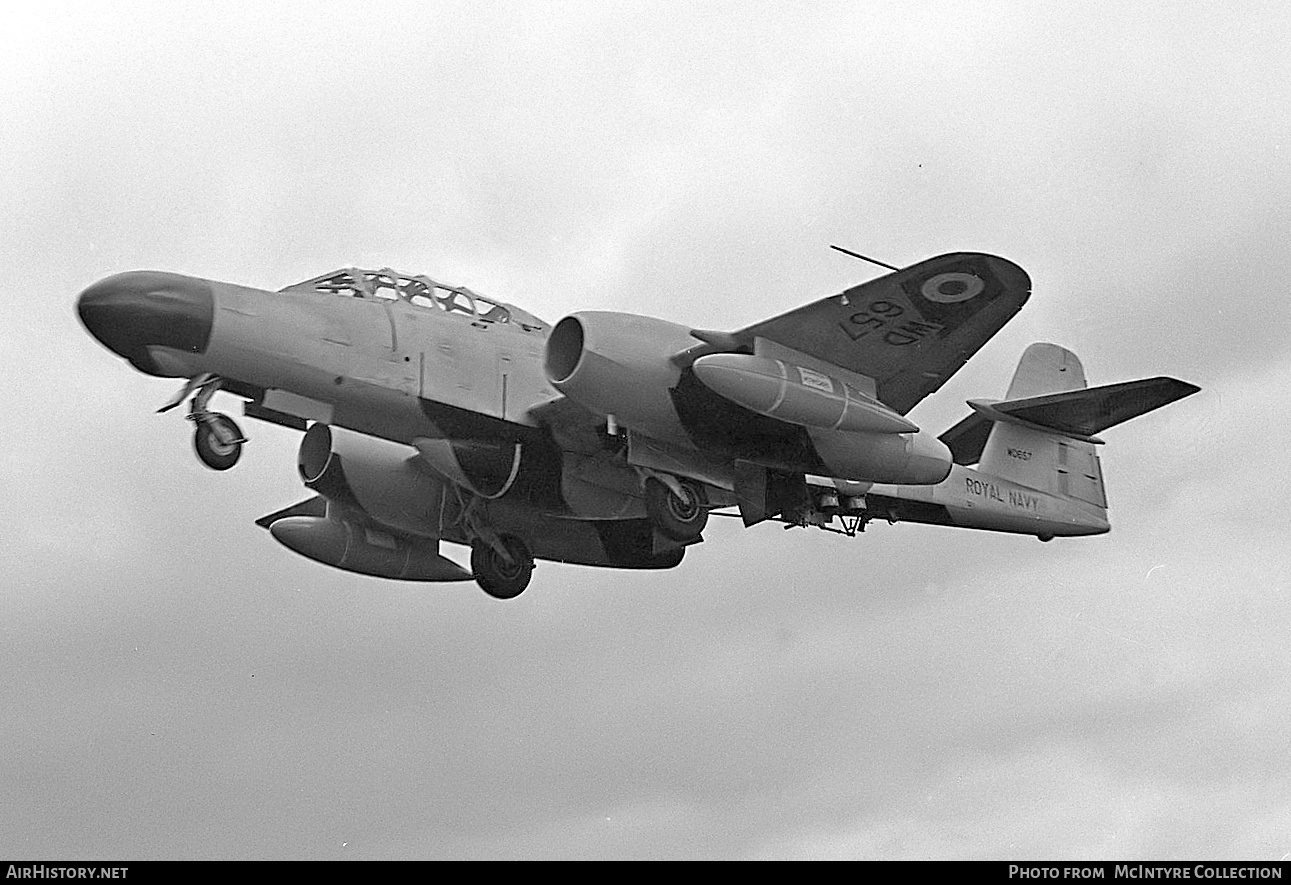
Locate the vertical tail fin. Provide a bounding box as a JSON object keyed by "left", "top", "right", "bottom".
{"left": 999, "top": 341, "right": 1088, "bottom": 399}
{"left": 979, "top": 344, "right": 1106, "bottom": 507}
{"left": 940, "top": 343, "right": 1200, "bottom": 509}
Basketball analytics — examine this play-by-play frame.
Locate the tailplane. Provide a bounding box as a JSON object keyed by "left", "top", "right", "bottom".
{"left": 940, "top": 343, "right": 1200, "bottom": 510}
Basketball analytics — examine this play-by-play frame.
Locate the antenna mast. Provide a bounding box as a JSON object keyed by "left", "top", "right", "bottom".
{"left": 828, "top": 244, "right": 900, "bottom": 272}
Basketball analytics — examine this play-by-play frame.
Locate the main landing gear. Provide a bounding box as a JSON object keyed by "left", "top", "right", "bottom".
{"left": 159, "top": 373, "right": 247, "bottom": 471}
{"left": 644, "top": 475, "right": 708, "bottom": 542}
{"left": 470, "top": 534, "right": 534, "bottom": 599}
{"left": 458, "top": 496, "right": 535, "bottom": 599}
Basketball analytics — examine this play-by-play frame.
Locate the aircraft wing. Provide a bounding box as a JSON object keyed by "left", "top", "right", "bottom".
{"left": 525, "top": 393, "right": 609, "bottom": 454}
{"left": 729, "top": 253, "right": 1031, "bottom": 415}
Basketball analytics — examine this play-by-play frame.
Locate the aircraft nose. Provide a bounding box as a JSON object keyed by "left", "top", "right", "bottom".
{"left": 77, "top": 271, "right": 214, "bottom": 373}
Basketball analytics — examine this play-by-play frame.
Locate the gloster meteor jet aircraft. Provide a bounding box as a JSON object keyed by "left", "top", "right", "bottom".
{"left": 76, "top": 254, "right": 1198, "bottom": 598}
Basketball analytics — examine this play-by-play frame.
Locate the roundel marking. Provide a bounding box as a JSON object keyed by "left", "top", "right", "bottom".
{"left": 920, "top": 272, "right": 985, "bottom": 304}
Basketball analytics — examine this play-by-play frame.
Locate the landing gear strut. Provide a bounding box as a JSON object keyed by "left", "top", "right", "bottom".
{"left": 160, "top": 373, "right": 247, "bottom": 471}
{"left": 457, "top": 496, "right": 535, "bottom": 599}
{"left": 471, "top": 534, "right": 534, "bottom": 599}
{"left": 644, "top": 476, "right": 708, "bottom": 541}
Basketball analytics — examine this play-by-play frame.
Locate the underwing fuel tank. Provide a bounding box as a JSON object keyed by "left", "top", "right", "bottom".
{"left": 691, "top": 353, "right": 919, "bottom": 435}
{"left": 270, "top": 516, "right": 472, "bottom": 582}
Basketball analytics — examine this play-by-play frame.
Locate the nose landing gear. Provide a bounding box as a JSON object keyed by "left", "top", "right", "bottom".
{"left": 160, "top": 373, "right": 247, "bottom": 471}
{"left": 191, "top": 412, "right": 245, "bottom": 471}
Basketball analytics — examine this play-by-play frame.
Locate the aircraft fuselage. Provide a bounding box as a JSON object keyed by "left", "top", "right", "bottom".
{"left": 78, "top": 254, "right": 1185, "bottom": 599}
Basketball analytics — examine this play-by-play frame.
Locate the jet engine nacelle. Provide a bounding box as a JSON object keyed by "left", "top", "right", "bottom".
{"left": 298, "top": 423, "right": 454, "bottom": 539}
{"left": 543, "top": 311, "right": 953, "bottom": 485}
{"left": 267, "top": 424, "right": 472, "bottom": 582}
{"left": 545, "top": 311, "right": 698, "bottom": 443}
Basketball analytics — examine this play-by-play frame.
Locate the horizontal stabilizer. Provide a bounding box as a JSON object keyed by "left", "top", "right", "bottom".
{"left": 991, "top": 376, "right": 1200, "bottom": 437}
{"left": 941, "top": 377, "right": 1200, "bottom": 465}
{"left": 940, "top": 412, "right": 996, "bottom": 466}
{"left": 255, "top": 496, "right": 327, "bottom": 529}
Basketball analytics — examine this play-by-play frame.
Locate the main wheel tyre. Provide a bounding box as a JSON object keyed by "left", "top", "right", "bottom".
{"left": 645, "top": 477, "right": 708, "bottom": 541}
{"left": 194, "top": 414, "right": 244, "bottom": 471}
{"left": 471, "top": 535, "right": 534, "bottom": 600}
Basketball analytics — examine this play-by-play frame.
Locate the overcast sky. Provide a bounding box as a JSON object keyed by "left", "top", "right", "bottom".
{"left": 2, "top": 0, "right": 1289, "bottom": 860}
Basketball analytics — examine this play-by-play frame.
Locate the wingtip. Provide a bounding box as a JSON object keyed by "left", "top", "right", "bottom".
{"left": 1152, "top": 377, "right": 1203, "bottom": 401}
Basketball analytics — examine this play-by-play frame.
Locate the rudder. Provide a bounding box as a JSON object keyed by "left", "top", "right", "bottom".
{"left": 979, "top": 344, "right": 1107, "bottom": 507}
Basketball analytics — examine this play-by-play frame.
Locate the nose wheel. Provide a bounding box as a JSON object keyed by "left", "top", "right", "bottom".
{"left": 160, "top": 374, "right": 248, "bottom": 470}
{"left": 191, "top": 413, "right": 245, "bottom": 471}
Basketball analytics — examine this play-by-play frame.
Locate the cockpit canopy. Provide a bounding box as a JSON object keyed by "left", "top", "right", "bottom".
{"left": 280, "top": 267, "right": 544, "bottom": 331}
